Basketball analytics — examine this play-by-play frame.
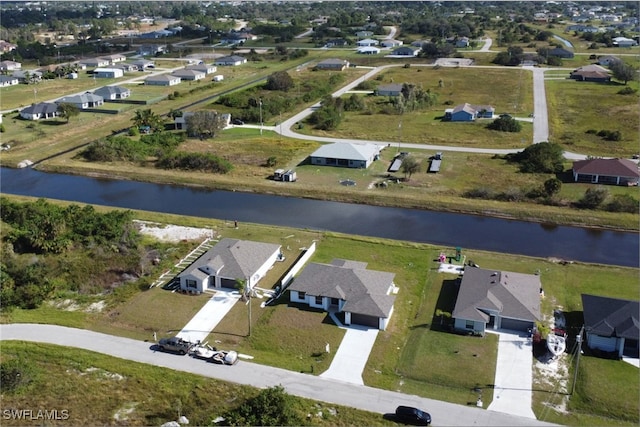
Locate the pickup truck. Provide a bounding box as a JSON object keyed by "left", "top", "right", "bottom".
{"left": 158, "top": 337, "right": 194, "bottom": 355}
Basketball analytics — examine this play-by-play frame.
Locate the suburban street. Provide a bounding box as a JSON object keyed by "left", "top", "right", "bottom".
{"left": 0, "top": 324, "right": 558, "bottom": 427}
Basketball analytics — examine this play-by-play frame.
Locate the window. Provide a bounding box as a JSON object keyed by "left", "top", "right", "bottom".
{"left": 465, "top": 320, "right": 474, "bottom": 329}
{"left": 298, "top": 291, "right": 306, "bottom": 299}
{"left": 315, "top": 296, "right": 323, "bottom": 305}
{"left": 186, "top": 279, "right": 197, "bottom": 289}
{"left": 330, "top": 298, "right": 339, "bottom": 305}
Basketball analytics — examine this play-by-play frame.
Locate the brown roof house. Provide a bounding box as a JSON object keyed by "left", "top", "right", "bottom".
{"left": 570, "top": 64, "right": 611, "bottom": 82}
{"left": 582, "top": 294, "right": 639, "bottom": 359}
{"left": 572, "top": 158, "right": 639, "bottom": 186}
{"left": 178, "top": 238, "right": 282, "bottom": 294}
{"left": 288, "top": 259, "right": 397, "bottom": 330}
{"left": 452, "top": 267, "right": 541, "bottom": 335}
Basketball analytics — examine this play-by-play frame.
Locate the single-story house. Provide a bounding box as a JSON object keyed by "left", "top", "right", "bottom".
{"left": 309, "top": 142, "right": 382, "bottom": 169}
{"left": 174, "top": 112, "right": 230, "bottom": 130}
{"left": 356, "top": 38, "right": 379, "bottom": 47}
{"left": 548, "top": 47, "right": 574, "bottom": 58}
{"left": 325, "top": 38, "right": 348, "bottom": 47}
{"left": 144, "top": 74, "right": 181, "bottom": 86}
{"left": 0, "top": 75, "right": 19, "bottom": 87}
{"left": 357, "top": 46, "right": 380, "bottom": 55}
{"left": 137, "top": 44, "right": 166, "bottom": 56}
{"left": 315, "top": 58, "right": 350, "bottom": 71}
{"left": 94, "top": 85, "right": 131, "bottom": 100}
{"left": 445, "top": 103, "right": 495, "bottom": 121}
{"left": 380, "top": 39, "right": 403, "bottom": 48}
{"left": 452, "top": 267, "right": 541, "bottom": 335}
{"left": 214, "top": 55, "right": 247, "bottom": 66}
{"left": 597, "top": 55, "right": 621, "bottom": 67}
{"left": 612, "top": 36, "right": 638, "bottom": 47}
{"left": 0, "top": 40, "right": 17, "bottom": 53}
{"left": 582, "top": 294, "right": 639, "bottom": 358}
{"left": 289, "top": 259, "right": 397, "bottom": 330}
{"left": 172, "top": 69, "right": 206, "bottom": 81}
{"left": 455, "top": 37, "right": 470, "bottom": 48}
{"left": 178, "top": 238, "right": 282, "bottom": 293}
{"left": 566, "top": 25, "right": 600, "bottom": 33}
{"left": 131, "top": 59, "right": 155, "bottom": 69}
{"left": 185, "top": 63, "right": 217, "bottom": 74}
{"left": 113, "top": 63, "right": 139, "bottom": 72}
{"left": 20, "top": 102, "right": 60, "bottom": 120}
{"left": 570, "top": 69, "right": 611, "bottom": 82}
{"left": 93, "top": 67, "right": 124, "bottom": 78}
{"left": 56, "top": 92, "right": 104, "bottom": 109}
{"left": 0, "top": 60, "right": 21, "bottom": 71}
{"left": 102, "top": 53, "right": 127, "bottom": 63}
{"left": 12, "top": 70, "right": 42, "bottom": 83}
{"left": 391, "top": 46, "right": 420, "bottom": 56}
{"left": 140, "top": 30, "right": 173, "bottom": 39}
{"left": 80, "top": 57, "right": 111, "bottom": 68}
{"left": 572, "top": 158, "right": 639, "bottom": 186}
{"left": 376, "top": 83, "right": 403, "bottom": 96}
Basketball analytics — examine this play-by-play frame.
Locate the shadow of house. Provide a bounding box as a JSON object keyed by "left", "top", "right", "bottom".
{"left": 431, "top": 278, "right": 460, "bottom": 331}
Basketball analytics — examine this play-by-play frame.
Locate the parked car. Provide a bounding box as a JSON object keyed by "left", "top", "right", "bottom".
{"left": 158, "top": 337, "right": 194, "bottom": 355}
{"left": 231, "top": 119, "right": 244, "bottom": 125}
{"left": 394, "top": 406, "right": 431, "bottom": 426}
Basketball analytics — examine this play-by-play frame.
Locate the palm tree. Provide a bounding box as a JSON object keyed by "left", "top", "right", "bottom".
{"left": 131, "top": 109, "right": 164, "bottom": 133}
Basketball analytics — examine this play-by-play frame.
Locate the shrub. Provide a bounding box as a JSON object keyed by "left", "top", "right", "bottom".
{"left": 505, "top": 142, "right": 564, "bottom": 173}
{"left": 266, "top": 156, "right": 277, "bottom": 167}
{"left": 579, "top": 187, "right": 608, "bottom": 209}
{"left": 157, "top": 152, "right": 233, "bottom": 174}
{"left": 487, "top": 116, "right": 522, "bottom": 133}
{"left": 617, "top": 86, "right": 637, "bottom": 95}
{"left": 463, "top": 187, "right": 495, "bottom": 199}
{"left": 0, "top": 124, "right": 5, "bottom": 133}
{"left": 606, "top": 194, "right": 639, "bottom": 213}
{"left": 128, "top": 127, "right": 139, "bottom": 136}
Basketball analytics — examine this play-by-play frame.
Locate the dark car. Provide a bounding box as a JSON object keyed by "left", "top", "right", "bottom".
{"left": 395, "top": 406, "right": 431, "bottom": 426}
{"left": 158, "top": 337, "right": 194, "bottom": 355}
{"left": 231, "top": 119, "right": 244, "bottom": 125}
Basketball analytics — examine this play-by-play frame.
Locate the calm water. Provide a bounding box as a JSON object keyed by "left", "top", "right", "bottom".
{"left": 1, "top": 167, "right": 638, "bottom": 267}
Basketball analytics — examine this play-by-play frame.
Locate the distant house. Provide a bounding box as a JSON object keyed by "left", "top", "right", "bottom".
{"left": 131, "top": 59, "right": 155, "bottom": 69}
{"left": 0, "top": 40, "right": 17, "bottom": 53}
{"left": 455, "top": 37, "right": 470, "bottom": 48}
{"left": 185, "top": 63, "right": 217, "bottom": 74}
{"left": 380, "top": 39, "right": 403, "bottom": 48}
{"left": 548, "top": 47, "right": 574, "bottom": 58}
{"left": 582, "top": 294, "right": 639, "bottom": 359}
{"left": 113, "top": 63, "right": 139, "bottom": 72}
{"left": 137, "top": 44, "right": 166, "bottom": 56}
{"left": 177, "top": 238, "right": 282, "bottom": 293}
{"left": 391, "top": 46, "right": 420, "bottom": 56}
{"left": 221, "top": 31, "right": 257, "bottom": 44}
{"left": 214, "top": 55, "right": 247, "bottom": 66}
{"left": 94, "top": 86, "right": 131, "bottom": 100}
{"left": 309, "top": 142, "right": 382, "bottom": 169}
{"left": 102, "top": 53, "right": 127, "bottom": 63}
{"left": 612, "top": 36, "right": 638, "bottom": 47}
{"left": 572, "top": 158, "right": 639, "bottom": 186}
{"left": 0, "top": 75, "right": 19, "bottom": 87}
{"left": 355, "top": 30, "right": 373, "bottom": 38}
{"left": 144, "top": 74, "right": 181, "bottom": 86}
{"left": 20, "top": 102, "right": 59, "bottom": 120}
{"left": 140, "top": 30, "right": 173, "bottom": 39}
{"left": 325, "top": 38, "right": 348, "bottom": 47}
{"left": 356, "top": 38, "right": 379, "bottom": 47}
{"left": 566, "top": 24, "right": 600, "bottom": 33}
{"left": 288, "top": 259, "right": 397, "bottom": 330}
{"left": 93, "top": 67, "right": 124, "bottom": 78}
{"left": 376, "top": 83, "right": 403, "bottom": 96}
{"left": 80, "top": 57, "right": 110, "bottom": 68}
{"left": 570, "top": 64, "right": 611, "bottom": 82}
{"left": 452, "top": 267, "right": 541, "bottom": 335}
{"left": 12, "top": 70, "right": 42, "bottom": 83}
{"left": 597, "top": 55, "right": 621, "bottom": 67}
{"left": 0, "top": 60, "right": 21, "bottom": 71}
{"left": 174, "top": 111, "right": 230, "bottom": 130}
{"left": 56, "top": 93, "right": 104, "bottom": 109}
{"left": 445, "top": 103, "right": 495, "bottom": 121}
{"left": 171, "top": 69, "right": 206, "bottom": 81}
{"left": 357, "top": 46, "right": 380, "bottom": 55}
{"left": 315, "top": 58, "right": 349, "bottom": 71}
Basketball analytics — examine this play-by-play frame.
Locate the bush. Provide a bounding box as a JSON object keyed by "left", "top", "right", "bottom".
{"left": 157, "top": 152, "right": 233, "bottom": 174}
{"left": 606, "top": 194, "right": 639, "bottom": 213}
{"left": 463, "top": 187, "right": 495, "bottom": 199}
{"left": 579, "top": 187, "right": 608, "bottom": 209}
{"left": 617, "top": 86, "right": 637, "bottom": 95}
{"left": 505, "top": 142, "right": 564, "bottom": 173}
{"left": 487, "top": 116, "right": 522, "bottom": 133}
{"left": 0, "top": 124, "right": 5, "bottom": 133}
{"left": 128, "top": 127, "right": 139, "bottom": 136}
{"left": 597, "top": 130, "right": 622, "bottom": 141}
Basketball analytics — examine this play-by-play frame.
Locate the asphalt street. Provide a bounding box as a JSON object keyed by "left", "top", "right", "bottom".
{"left": 0, "top": 324, "right": 558, "bottom": 426}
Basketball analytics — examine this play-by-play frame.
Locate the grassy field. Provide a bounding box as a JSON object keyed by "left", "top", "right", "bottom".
{"left": 0, "top": 342, "right": 396, "bottom": 426}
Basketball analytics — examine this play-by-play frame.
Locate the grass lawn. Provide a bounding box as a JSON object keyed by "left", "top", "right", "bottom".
{"left": 0, "top": 342, "right": 395, "bottom": 427}
{"left": 546, "top": 78, "right": 639, "bottom": 157}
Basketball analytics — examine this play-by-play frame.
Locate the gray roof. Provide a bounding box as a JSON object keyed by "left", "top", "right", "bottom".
{"left": 215, "top": 55, "right": 246, "bottom": 63}
{"left": 179, "top": 238, "right": 281, "bottom": 282}
{"left": 22, "top": 102, "right": 59, "bottom": 115}
{"left": 452, "top": 103, "right": 495, "bottom": 114}
{"left": 377, "top": 83, "right": 403, "bottom": 93}
{"left": 582, "top": 294, "right": 639, "bottom": 340}
{"left": 0, "top": 75, "right": 18, "bottom": 82}
{"left": 172, "top": 69, "right": 205, "bottom": 78}
{"left": 452, "top": 267, "right": 541, "bottom": 323}
{"left": 317, "top": 58, "right": 348, "bottom": 66}
{"left": 93, "top": 86, "right": 130, "bottom": 97}
{"left": 289, "top": 259, "right": 396, "bottom": 317}
{"left": 311, "top": 142, "right": 380, "bottom": 161}
{"left": 57, "top": 92, "right": 103, "bottom": 104}
{"left": 145, "top": 74, "right": 180, "bottom": 82}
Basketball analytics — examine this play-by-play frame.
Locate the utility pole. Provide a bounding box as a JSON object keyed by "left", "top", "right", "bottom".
{"left": 246, "top": 277, "right": 252, "bottom": 336}
{"left": 571, "top": 325, "right": 584, "bottom": 395}
{"left": 259, "top": 98, "right": 263, "bottom": 135}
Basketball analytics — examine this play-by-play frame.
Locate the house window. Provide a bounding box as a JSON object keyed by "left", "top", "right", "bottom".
{"left": 465, "top": 320, "right": 474, "bottom": 329}
{"left": 298, "top": 291, "right": 306, "bottom": 300}
{"left": 330, "top": 298, "right": 339, "bottom": 306}
{"left": 315, "top": 296, "right": 323, "bottom": 305}
{"left": 186, "top": 279, "right": 197, "bottom": 289}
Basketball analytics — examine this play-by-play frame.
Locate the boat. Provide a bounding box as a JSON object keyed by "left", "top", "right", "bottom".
{"left": 547, "top": 333, "right": 566, "bottom": 357}
{"left": 191, "top": 343, "right": 217, "bottom": 360}
{"left": 211, "top": 350, "right": 238, "bottom": 365}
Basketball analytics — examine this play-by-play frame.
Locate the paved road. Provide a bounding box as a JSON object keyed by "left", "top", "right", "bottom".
{"left": 0, "top": 324, "right": 557, "bottom": 426}
{"left": 529, "top": 66, "right": 550, "bottom": 143}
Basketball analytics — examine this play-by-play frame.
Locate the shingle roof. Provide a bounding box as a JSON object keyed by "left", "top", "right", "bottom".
{"left": 452, "top": 267, "right": 541, "bottom": 323}
{"left": 94, "top": 86, "right": 130, "bottom": 97}
{"left": 172, "top": 69, "right": 205, "bottom": 78}
{"left": 582, "top": 294, "right": 639, "bottom": 340}
{"left": 145, "top": 74, "right": 180, "bottom": 82}
{"left": 22, "top": 102, "right": 59, "bottom": 115}
{"left": 179, "top": 238, "right": 281, "bottom": 282}
{"left": 573, "top": 158, "right": 639, "bottom": 178}
{"left": 311, "top": 142, "right": 380, "bottom": 161}
{"left": 377, "top": 83, "right": 403, "bottom": 93}
{"left": 289, "top": 259, "right": 396, "bottom": 317}
{"left": 57, "top": 93, "right": 103, "bottom": 104}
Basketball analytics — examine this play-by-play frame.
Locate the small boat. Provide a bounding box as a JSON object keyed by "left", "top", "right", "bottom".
{"left": 547, "top": 333, "right": 566, "bottom": 357}
{"left": 191, "top": 343, "right": 217, "bottom": 360}
{"left": 211, "top": 350, "right": 238, "bottom": 365}
{"left": 553, "top": 309, "right": 566, "bottom": 329}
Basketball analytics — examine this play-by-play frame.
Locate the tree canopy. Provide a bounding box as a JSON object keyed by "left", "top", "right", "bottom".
{"left": 610, "top": 61, "right": 637, "bottom": 85}
{"left": 265, "top": 71, "right": 294, "bottom": 92}
{"left": 223, "top": 386, "right": 301, "bottom": 426}
{"left": 57, "top": 102, "right": 79, "bottom": 123}
{"left": 505, "top": 142, "right": 565, "bottom": 173}
{"left": 185, "top": 110, "right": 228, "bottom": 139}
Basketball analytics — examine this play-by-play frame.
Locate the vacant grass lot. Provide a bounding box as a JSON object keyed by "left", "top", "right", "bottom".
{"left": 1, "top": 205, "right": 637, "bottom": 424}
{"left": 0, "top": 342, "right": 395, "bottom": 426}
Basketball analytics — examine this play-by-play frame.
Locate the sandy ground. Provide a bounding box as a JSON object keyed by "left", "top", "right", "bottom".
{"left": 134, "top": 220, "right": 215, "bottom": 242}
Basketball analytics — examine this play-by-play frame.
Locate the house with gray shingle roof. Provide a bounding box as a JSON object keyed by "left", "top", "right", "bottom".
{"left": 315, "top": 58, "right": 350, "bottom": 71}
{"left": 20, "top": 102, "right": 60, "bottom": 120}
{"left": 56, "top": 92, "right": 104, "bottom": 109}
{"left": 144, "top": 74, "right": 181, "bottom": 86}
{"left": 376, "top": 83, "right": 404, "bottom": 96}
{"left": 172, "top": 68, "right": 206, "bottom": 81}
{"left": 581, "top": 294, "right": 639, "bottom": 359}
{"left": 214, "top": 55, "right": 247, "bottom": 66}
{"left": 178, "top": 238, "right": 281, "bottom": 293}
{"left": 289, "top": 259, "right": 397, "bottom": 330}
{"left": 309, "top": 142, "right": 382, "bottom": 169}
{"left": 452, "top": 267, "right": 541, "bottom": 335}
{"left": 94, "top": 86, "right": 131, "bottom": 100}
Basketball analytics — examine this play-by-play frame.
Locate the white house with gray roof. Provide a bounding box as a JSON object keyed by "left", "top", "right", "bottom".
{"left": 94, "top": 86, "right": 131, "bottom": 100}
{"left": 289, "top": 259, "right": 397, "bottom": 330}
{"left": 452, "top": 267, "right": 541, "bottom": 335}
{"left": 309, "top": 142, "right": 383, "bottom": 169}
{"left": 172, "top": 68, "right": 206, "bottom": 81}
{"left": 178, "top": 238, "right": 281, "bottom": 293}
{"left": 56, "top": 92, "right": 104, "bottom": 109}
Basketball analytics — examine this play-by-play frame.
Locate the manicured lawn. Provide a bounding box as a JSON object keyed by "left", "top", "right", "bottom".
{"left": 546, "top": 78, "right": 639, "bottom": 157}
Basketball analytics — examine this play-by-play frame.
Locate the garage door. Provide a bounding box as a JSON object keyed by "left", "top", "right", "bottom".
{"left": 220, "top": 278, "right": 237, "bottom": 289}
{"left": 350, "top": 313, "right": 379, "bottom": 328}
{"left": 500, "top": 317, "right": 532, "bottom": 332}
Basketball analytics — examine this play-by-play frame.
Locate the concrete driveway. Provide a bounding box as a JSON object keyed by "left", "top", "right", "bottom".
{"left": 487, "top": 330, "right": 536, "bottom": 419}
{"left": 176, "top": 289, "right": 241, "bottom": 343}
{"left": 320, "top": 322, "right": 379, "bottom": 385}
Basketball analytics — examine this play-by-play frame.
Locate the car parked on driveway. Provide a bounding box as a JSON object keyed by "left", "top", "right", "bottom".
{"left": 158, "top": 336, "right": 194, "bottom": 355}
{"left": 394, "top": 405, "right": 431, "bottom": 426}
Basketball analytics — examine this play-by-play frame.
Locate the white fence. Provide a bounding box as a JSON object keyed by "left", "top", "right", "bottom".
{"left": 280, "top": 241, "right": 316, "bottom": 289}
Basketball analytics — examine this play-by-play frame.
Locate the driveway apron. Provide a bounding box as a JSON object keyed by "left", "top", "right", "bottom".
{"left": 176, "top": 289, "right": 241, "bottom": 343}
{"left": 320, "top": 324, "right": 379, "bottom": 385}
{"left": 487, "top": 330, "right": 536, "bottom": 419}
